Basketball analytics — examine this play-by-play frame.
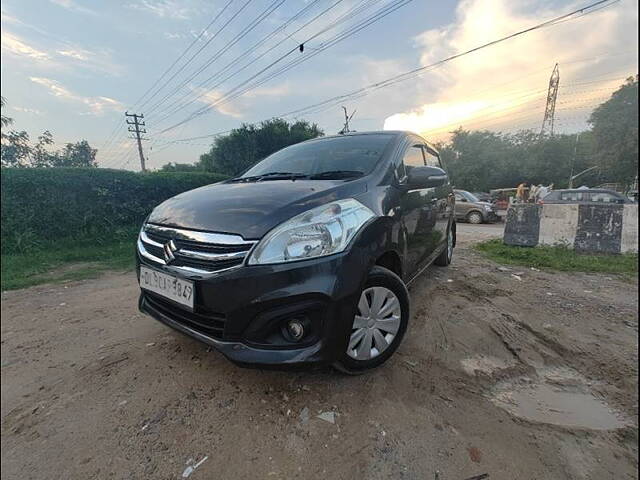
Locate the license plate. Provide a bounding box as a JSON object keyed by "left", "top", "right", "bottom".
{"left": 139, "top": 266, "right": 194, "bottom": 310}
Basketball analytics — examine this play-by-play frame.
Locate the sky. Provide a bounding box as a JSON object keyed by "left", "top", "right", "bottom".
{"left": 1, "top": 0, "right": 638, "bottom": 171}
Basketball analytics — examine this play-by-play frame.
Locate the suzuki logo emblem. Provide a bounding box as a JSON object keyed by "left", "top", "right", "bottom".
{"left": 163, "top": 240, "right": 178, "bottom": 264}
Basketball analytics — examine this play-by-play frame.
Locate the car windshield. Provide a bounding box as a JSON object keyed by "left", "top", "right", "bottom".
{"left": 461, "top": 191, "right": 480, "bottom": 203}
{"left": 241, "top": 134, "right": 393, "bottom": 179}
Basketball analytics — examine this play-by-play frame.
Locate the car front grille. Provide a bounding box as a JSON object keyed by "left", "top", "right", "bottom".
{"left": 137, "top": 223, "right": 256, "bottom": 275}
{"left": 143, "top": 292, "right": 227, "bottom": 339}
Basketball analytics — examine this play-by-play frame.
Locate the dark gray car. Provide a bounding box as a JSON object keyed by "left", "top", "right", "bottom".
{"left": 542, "top": 188, "right": 631, "bottom": 204}
{"left": 137, "top": 131, "right": 456, "bottom": 373}
{"left": 454, "top": 190, "right": 500, "bottom": 224}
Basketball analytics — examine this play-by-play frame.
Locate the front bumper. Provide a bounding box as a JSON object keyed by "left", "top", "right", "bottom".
{"left": 484, "top": 210, "right": 501, "bottom": 222}
{"left": 137, "top": 248, "right": 366, "bottom": 368}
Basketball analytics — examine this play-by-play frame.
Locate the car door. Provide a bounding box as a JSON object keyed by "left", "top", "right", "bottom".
{"left": 398, "top": 143, "right": 437, "bottom": 278}
{"left": 423, "top": 146, "right": 452, "bottom": 244}
{"left": 454, "top": 192, "right": 470, "bottom": 220}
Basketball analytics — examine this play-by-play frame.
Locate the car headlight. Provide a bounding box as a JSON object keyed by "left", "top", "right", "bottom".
{"left": 247, "top": 199, "right": 375, "bottom": 265}
{"left": 484, "top": 204, "right": 492, "bottom": 211}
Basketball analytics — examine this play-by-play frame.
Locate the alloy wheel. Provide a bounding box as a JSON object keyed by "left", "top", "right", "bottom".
{"left": 347, "top": 286, "right": 401, "bottom": 360}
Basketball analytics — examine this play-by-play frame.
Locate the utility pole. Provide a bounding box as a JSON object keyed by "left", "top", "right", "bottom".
{"left": 568, "top": 132, "right": 580, "bottom": 188}
{"left": 338, "top": 106, "right": 356, "bottom": 134}
{"left": 125, "top": 111, "right": 147, "bottom": 171}
{"left": 540, "top": 63, "right": 560, "bottom": 137}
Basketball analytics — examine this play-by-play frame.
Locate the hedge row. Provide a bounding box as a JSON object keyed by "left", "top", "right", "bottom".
{"left": 1, "top": 168, "right": 228, "bottom": 253}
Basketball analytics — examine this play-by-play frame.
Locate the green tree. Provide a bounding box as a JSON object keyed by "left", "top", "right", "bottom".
{"left": 52, "top": 140, "right": 98, "bottom": 167}
{"left": 1, "top": 98, "right": 98, "bottom": 168}
{"left": 160, "top": 162, "right": 202, "bottom": 172}
{"left": 588, "top": 75, "right": 638, "bottom": 189}
{"left": 199, "top": 118, "right": 323, "bottom": 175}
{"left": 437, "top": 128, "right": 597, "bottom": 192}
{"left": 1, "top": 97, "right": 13, "bottom": 128}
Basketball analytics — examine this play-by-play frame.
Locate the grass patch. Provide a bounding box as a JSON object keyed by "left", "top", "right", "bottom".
{"left": 1, "top": 236, "right": 136, "bottom": 291}
{"left": 475, "top": 239, "right": 638, "bottom": 276}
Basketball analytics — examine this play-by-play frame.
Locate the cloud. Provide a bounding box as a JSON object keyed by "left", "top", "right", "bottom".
{"left": 197, "top": 89, "right": 243, "bottom": 118}
{"left": 12, "top": 106, "right": 44, "bottom": 116}
{"left": 1, "top": 31, "right": 51, "bottom": 61}
{"left": 1, "top": 28, "right": 123, "bottom": 76}
{"left": 194, "top": 82, "right": 291, "bottom": 118}
{"left": 127, "top": 0, "right": 193, "bottom": 20}
{"left": 383, "top": 0, "right": 639, "bottom": 140}
{"left": 49, "top": 0, "right": 97, "bottom": 15}
{"left": 29, "top": 77, "right": 123, "bottom": 115}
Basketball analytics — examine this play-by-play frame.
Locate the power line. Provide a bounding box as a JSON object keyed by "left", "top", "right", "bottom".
{"left": 134, "top": 0, "right": 236, "bottom": 109}
{"left": 143, "top": 0, "right": 286, "bottom": 116}
{"left": 150, "top": 0, "right": 353, "bottom": 124}
{"left": 157, "top": 0, "right": 413, "bottom": 134}
{"left": 274, "top": 0, "right": 618, "bottom": 120}
{"left": 138, "top": 0, "right": 256, "bottom": 112}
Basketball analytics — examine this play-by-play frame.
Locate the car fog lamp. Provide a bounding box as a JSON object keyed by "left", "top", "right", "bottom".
{"left": 287, "top": 319, "right": 305, "bottom": 341}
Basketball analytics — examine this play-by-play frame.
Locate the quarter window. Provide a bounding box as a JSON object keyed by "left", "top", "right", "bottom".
{"left": 590, "top": 192, "right": 619, "bottom": 203}
{"left": 423, "top": 148, "right": 442, "bottom": 168}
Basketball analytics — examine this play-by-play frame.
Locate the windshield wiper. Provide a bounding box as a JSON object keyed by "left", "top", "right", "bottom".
{"left": 309, "top": 170, "right": 364, "bottom": 180}
{"left": 229, "top": 172, "right": 307, "bottom": 183}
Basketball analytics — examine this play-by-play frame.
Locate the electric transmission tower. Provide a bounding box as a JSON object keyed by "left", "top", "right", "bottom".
{"left": 540, "top": 63, "right": 560, "bottom": 137}
{"left": 125, "top": 112, "right": 147, "bottom": 171}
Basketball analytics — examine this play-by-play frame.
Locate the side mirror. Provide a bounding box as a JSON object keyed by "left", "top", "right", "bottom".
{"left": 407, "top": 166, "right": 448, "bottom": 188}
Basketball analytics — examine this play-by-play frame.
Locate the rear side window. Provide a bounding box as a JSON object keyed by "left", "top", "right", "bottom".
{"left": 560, "top": 191, "right": 585, "bottom": 201}
{"left": 590, "top": 192, "right": 619, "bottom": 203}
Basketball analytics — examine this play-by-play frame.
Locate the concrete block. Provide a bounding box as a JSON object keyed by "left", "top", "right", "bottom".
{"left": 539, "top": 204, "right": 579, "bottom": 247}
{"left": 575, "top": 204, "right": 623, "bottom": 254}
{"left": 504, "top": 204, "right": 541, "bottom": 247}
{"left": 620, "top": 204, "right": 638, "bottom": 253}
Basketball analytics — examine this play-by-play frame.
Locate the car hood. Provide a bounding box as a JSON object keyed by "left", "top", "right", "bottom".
{"left": 147, "top": 178, "right": 368, "bottom": 240}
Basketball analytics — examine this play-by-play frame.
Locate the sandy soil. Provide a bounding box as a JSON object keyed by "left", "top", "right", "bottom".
{"left": 1, "top": 224, "right": 638, "bottom": 480}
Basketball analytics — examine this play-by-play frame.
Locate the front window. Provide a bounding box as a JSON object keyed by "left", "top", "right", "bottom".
{"left": 242, "top": 134, "right": 394, "bottom": 178}
{"left": 461, "top": 191, "right": 480, "bottom": 203}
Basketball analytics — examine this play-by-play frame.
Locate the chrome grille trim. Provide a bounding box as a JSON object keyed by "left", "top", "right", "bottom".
{"left": 138, "top": 224, "right": 257, "bottom": 275}
{"left": 178, "top": 248, "right": 248, "bottom": 262}
{"left": 145, "top": 223, "right": 255, "bottom": 246}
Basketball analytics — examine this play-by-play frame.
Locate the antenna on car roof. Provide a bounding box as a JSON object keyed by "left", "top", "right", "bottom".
{"left": 338, "top": 106, "right": 357, "bottom": 135}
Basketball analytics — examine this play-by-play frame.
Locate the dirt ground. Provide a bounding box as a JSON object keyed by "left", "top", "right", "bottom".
{"left": 1, "top": 224, "right": 638, "bottom": 480}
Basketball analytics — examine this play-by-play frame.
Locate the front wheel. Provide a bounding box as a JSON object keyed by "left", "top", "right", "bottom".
{"left": 467, "top": 211, "right": 483, "bottom": 224}
{"left": 333, "top": 266, "right": 409, "bottom": 374}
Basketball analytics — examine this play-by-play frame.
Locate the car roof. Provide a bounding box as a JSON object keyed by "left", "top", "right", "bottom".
{"left": 554, "top": 188, "right": 621, "bottom": 194}
{"left": 301, "top": 130, "right": 439, "bottom": 154}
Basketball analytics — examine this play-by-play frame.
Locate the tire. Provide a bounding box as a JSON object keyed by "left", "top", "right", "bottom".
{"left": 467, "top": 211, "right": 483, "bottom": 224}
{"left": 333, "top": 266, "right": 410, "bottom": 374}
{"left": 435, "top": 222, "right": 455, "bottom": 266}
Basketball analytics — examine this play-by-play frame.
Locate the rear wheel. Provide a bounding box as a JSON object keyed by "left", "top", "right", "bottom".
{"left": 334, "top": 266, "right": 409, "bottom": 374}
{"left": 467, "top": 211, "right": 483, "bottom": 224}
{"left": 435, "top": 223, "right": 454, "bottom": 266}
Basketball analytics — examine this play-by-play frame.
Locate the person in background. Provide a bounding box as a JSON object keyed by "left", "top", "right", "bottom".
{"left": 537, "top": 184, "right": 549, "bottom": 202}
{"left": 529, "top": 184, "right": 539, "bottom": 203}
{"left": 516, "top": 182, "right": 528, "bottom": 203}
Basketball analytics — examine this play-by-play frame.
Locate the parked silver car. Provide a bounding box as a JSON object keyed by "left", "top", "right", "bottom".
{"left": 454, "top": 190, "right": 500, "bottom": 224}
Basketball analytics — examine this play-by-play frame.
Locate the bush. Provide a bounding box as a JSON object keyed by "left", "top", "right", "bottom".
{"left": 1, "top": 168, "right": 228, "bottom": 253}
